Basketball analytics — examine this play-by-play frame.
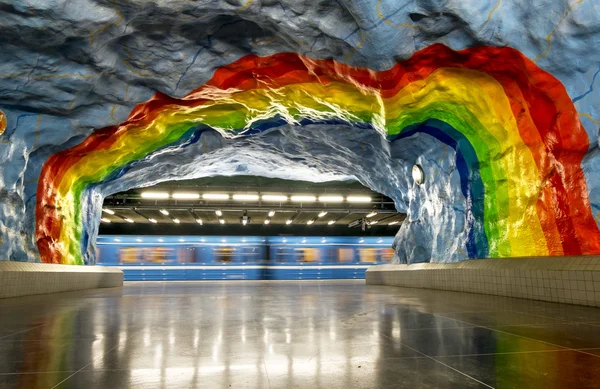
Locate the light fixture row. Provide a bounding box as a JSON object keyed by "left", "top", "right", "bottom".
{"left": 141, "top": 191, "right": 372, "bottom": 203}
{"left": 102, "top": 208, "right": 400, "bottom": 226}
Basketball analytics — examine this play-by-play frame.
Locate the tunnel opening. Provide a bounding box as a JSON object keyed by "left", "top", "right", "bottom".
{"left": 98, "top": 176, "right": 404, "bottom": 237}
{"left": 94, "top": 176, "right": 406, "bottom": 280}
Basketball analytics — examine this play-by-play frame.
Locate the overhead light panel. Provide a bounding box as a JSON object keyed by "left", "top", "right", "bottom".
{"left": 318, "top": 195, "right": 344, "bottom": 203}
{"left": 389, "top": 221, "right": 399, "bottom": 225}
{"left": 124, "top": 218, "right": 134, "bottom": 223}
{"left": 148, "top": 218, "right": 157, "bottom": 224}
{"left": 366, "top": 212, "right": 378, "bottom": 218}
{"left": 347, "top": 196, "right": 371, "bottom": 203}
{"left": 285, "top": 219, "right": 293, "bottom": 225}
{"left": 291, "top": 195, "right": 316, "bottom": 202}
{"left": 268, "top": 210, "right": 275, "bottom": 217}
{"left": 233, "top": 194, "right": 259, "bottom": 201}
{"left": 242, "top": 219, "right": 248, "bottom": 226}
{"left": 369, "top": 220, "right": 379, "bottom": 225}
{"left": 196, "top": 219, "right": 203, "bottom": 225}
{"left": 264, "top": 219, "right": 270, "bottom": 225}
{"left": 100, "top": 218, "right": 111, "bottom": 223}
{"left": 215, "top": 210, "right": 223, "bottom": 216}
{"left": 262, "top": 194, "right": 288, "bottom": 202}
{"left": 203, "top": 193, "right": 229, "bottom": 200}
{"left": 173, "top": 218, "right": 180, "bottom": 224}
{"left": 306, "top": 219, "right": 315, "bottom": 225}
{"left": 219, "top": 219, "right": 225, "bottom": 224}
{"left": 159, "top": 209, "right": 169, "bottom": 216}
{"left": 141, "top": 191, "right": 169, "bottom": 199}
{"left": 102, "top": 208, "right": 115, "bottom": 215}
{"left": 318, "top": 211, "right": 328, "bottom": 218}
{"left": 172, "top": 192, "right": 200, "bottom": 200}
{"left": 327, "top": 220, "right": 335, "bottom": 225}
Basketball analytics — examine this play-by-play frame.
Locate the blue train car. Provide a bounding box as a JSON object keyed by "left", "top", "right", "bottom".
{"left": 96, "top": 235, "right": 394, "bottom": 281}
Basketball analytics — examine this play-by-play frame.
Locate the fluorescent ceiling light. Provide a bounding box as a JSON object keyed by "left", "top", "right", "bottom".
{"left": 291, "top": 195, "right": 316, "bottom": 202}
{"left": 102, "top": 208, "right": 115, "bottom": 215}
{"left": 173, "top": 218, "right": 180, "bottom": 224}
{"left": 268, "top": 210, "right": 275, "bottom": 217}
{"left": 327, "top": 220, "right": 335, "bottom": 225}
{"left": 203, "top": 193, "right": 229, "bottom": 200}
{"left": 388, "top": 221, "right": 399, "bottom": 225}
{"left": 159, "top": 209, "right": 169, "bottom": 216}
{"left": 306, "top": 219, "right": 315, "bottom": 225}
{"left": 347, "top": 196, "right": 371, "bottom": 203}
{"left": 366, "top": 212, "right": 378, "bottom": 218}
{"left": 233, "top": 194, "right": 259, "bottom": 201}
{"left": 242, "top": 219, "right": 248, "bottom": 225}
{"left": 148, "top": 218, "right": 157, "bottom": 224}
{"left": 318, "top": 211, "right": 328, "bottom": 218}
{"left": 369, "top": 220, "right": 378, "bottom": 225}
{"left": 262, "top": 195, "right": 288, "bottom": 202}
{"left": 285, "top": 219, "right": 293, "bottom": 225}
{"left": 172, "top": 192, "right": 200, "bottom": 200}
{"left": 215, "top": 210, "right": 223, "bottom": 216}
{"left": 318, "top": 195, "right": 344, "bottom": 203}
{"left": 264, "top": 219, "right": 270, "bottom": 225}
{"left": 141, "top": 191, "right": 169, "bottom": 199}
{"left": 124, "top": 218, "right": 134, "bottom": 223}
{"left": 100, "top": 218, "right": 111, "bottom": 223}
{"left": 219, "top": 219, "right": 225, "bottom": 224}
{"left": 196, "top": 219, "right": 203, "bottom": 225}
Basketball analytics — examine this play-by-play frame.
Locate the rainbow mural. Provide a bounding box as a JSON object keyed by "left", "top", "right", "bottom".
{"left": 36, "top": 44, "right": 600, "bottom": 265}
{"left": 0, "top": 110, "right": 6, "bottom": 136}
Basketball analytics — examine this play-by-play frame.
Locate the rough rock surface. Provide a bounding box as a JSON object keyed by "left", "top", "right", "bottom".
{"left": 0, "top": 0, "right": 599, "bottom": 264}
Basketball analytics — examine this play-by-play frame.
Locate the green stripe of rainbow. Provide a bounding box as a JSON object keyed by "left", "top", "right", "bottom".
{"left": 36, "top": 44, "right": 600, "bottom": 264}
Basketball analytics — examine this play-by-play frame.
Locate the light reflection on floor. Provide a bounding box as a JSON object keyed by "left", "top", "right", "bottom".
{"left": 2, "top": 281, "right": 600, "bottom": 388}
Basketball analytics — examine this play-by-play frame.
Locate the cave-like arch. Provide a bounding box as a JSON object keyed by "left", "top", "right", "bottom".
{"left": 36, "top": 44, "right": 600, "bottom": 265}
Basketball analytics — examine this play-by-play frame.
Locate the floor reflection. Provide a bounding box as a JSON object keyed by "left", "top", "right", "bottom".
{"left": 1, "top": 281, "right": 600, "bottom": 388}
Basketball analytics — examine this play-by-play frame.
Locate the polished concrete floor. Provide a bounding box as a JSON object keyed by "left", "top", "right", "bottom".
{"left": 2, "top": 281, "right": 600, "bottom": 388}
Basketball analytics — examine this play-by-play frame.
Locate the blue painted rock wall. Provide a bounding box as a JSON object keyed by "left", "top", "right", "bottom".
{"left": 0, "top": 0, "right": 599, "bottom": 264}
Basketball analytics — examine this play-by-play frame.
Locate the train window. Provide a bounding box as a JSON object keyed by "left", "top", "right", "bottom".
{"left": 142, "top": 247, "right": 174, "bottom": 263}
{"left": 297, "top": 248, "right": 319, "bottom": 263}
{"left": 274, "top": 247, "right": 295, "bottom": 263}
{"left": 358, "top": 248, "right": 377, "bottom": 263}
{"left": 338, "top": 248, "right": 354, "bottom": 263}
{"left": 177, "top": 247, "right": 196, "bottom": 263}
{"left": 119, "top": 247, "right": 140, "bottom": 263}
{"left": 239, "top": 246, "right": 260, "bottom": 262}
{"left": 214, "top": 247, "right": 235, "bottom": 263}
{"left": 379, "top": 248, "right": 394, "bottom": 263}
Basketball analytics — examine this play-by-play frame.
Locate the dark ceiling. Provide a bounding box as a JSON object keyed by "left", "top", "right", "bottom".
{"left": 100, "top": 176, "right": 405, "bottom": 236}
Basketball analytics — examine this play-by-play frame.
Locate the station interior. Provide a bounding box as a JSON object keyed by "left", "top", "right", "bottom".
{"left": 1, "top": 0, "right": 600, "bottom": 388}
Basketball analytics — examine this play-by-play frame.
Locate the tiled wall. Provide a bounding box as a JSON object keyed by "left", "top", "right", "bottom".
{"left": 0, "top": 261, "right": 123, "bottom": 298}
{"left": 366, "top": 256, "right": 600, "bottom": 307}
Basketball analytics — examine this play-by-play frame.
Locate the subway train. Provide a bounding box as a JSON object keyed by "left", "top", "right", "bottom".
{"left": 96, "top": 235, "right": 394, "bottom": 281}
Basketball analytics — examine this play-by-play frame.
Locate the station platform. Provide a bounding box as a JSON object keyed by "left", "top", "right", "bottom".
{"left": 2, "top": 280, "right": 600, "bottom": 388}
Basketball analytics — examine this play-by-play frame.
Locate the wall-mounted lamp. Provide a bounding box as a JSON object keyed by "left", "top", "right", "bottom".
{"left": 412, "top": 164, "right": 424, "bottom": 185}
